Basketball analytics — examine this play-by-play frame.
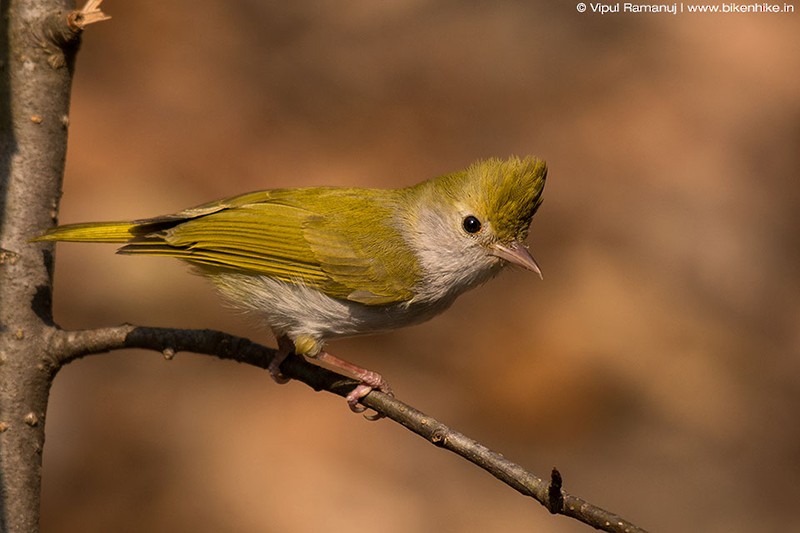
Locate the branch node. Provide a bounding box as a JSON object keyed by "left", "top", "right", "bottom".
{"left": 547, "top": 467, "right": 564, "bottom": 514}
{"left": 0, "top": 248, "right": 21, "bottom": 266}
{"left": 68, "top": 0, "right": 112, "bottom": 31}
{"left": 23, "top": 412, "right": 40, "bottom": 427}
{"left": 39, "top": 0, "right": 110, "bottom": 55}
{"left": 429, "top": 425, "right": 448, "bottom": 447}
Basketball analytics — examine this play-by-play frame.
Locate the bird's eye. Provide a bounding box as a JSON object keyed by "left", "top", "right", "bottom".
{"left": 462, "top": 215, "right": 482, "bottom": 234}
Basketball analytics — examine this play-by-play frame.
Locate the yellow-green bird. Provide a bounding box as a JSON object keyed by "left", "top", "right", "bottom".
{"left": 35, "top": 156, "right": 547, "bottom": 413}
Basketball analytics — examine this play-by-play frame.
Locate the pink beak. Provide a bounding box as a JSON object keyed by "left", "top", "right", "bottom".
{"left": 490, "top": 241, "right": 542, "bottom": 279}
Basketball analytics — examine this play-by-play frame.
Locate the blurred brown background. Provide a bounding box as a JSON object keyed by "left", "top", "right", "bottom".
{"left": 41, "top": 2, "right": 799, "bottom": 532}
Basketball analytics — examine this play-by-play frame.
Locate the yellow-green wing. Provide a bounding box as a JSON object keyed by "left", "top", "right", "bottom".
{"left": 296, "top": 189, "right": 422, "bottom": 305}
{"left": 119, "top": 188, "right": 420, "bottom": 305}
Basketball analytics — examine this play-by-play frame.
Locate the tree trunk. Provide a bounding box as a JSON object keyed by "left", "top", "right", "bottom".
{"left": 1, "top": 1, "right": 78, "bottom": 531}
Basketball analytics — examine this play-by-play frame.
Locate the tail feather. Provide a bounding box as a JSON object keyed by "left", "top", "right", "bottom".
{"left": 32, "top": 221, "right": 140, "bottom": 243}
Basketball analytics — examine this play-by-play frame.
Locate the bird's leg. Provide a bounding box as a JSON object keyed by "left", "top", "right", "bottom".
{"left": 313, "top": 351, "right": 394, "bottom": 418}
{"left": 267, "top": 335, "right": 294, "bottom": 384}
{"left": 270, "top": 335, "right": 392, "bottom": 419}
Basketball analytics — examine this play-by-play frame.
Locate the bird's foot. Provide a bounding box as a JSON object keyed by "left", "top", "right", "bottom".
{"left": 315, "top": 351, "right": 393, "bottom": 420}
{"left": 267, "top": 336, "right": 294, "bottom": 384}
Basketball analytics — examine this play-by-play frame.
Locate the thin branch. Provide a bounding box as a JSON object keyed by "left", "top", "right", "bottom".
{"left": 54, "top": 325, "right": 648, "bottom": 533}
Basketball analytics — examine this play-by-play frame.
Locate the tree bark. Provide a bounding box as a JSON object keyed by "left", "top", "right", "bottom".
{"left": 1, "top": 1, "right": 81, "bottom": 531}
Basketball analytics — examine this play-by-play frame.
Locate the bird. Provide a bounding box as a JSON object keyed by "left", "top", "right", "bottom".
{"left": 34, "top": 156, "right": 547, "bottom": 415}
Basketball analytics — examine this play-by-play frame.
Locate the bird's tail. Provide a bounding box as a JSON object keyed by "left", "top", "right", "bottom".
{"left": 32, "top": 221, "right": 142, "bottom": 243}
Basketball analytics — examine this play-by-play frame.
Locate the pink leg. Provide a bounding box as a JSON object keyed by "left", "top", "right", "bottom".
{"left": 315, "top": 351, "right": 393, "bottom": 418}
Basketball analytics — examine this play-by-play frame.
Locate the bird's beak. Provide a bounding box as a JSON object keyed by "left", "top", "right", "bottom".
{"left": 490, "top": 241, "right": 542, "bottom": 279}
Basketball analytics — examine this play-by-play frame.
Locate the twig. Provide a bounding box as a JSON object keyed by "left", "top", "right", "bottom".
{"left": 37, "top": 0, "right": 110, "bottom": 69}
{"left": 68, "top": 0, "right": 112, "bottom": 31}
{"left": 53, "top": 325, "right": 648, "bottom": 533}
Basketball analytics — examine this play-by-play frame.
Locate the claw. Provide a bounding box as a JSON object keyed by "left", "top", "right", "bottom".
{"left": 268, "top": 365, "right": 290, "bottom": 385}
{"left": 345, "top": 383, "right": 392, "bottom": 421}
{"left": 316, "top": 351, "right": 394, "bottom": 420}
{"left": 346, "top": 386, "right": 371, "bottom": 413}
{"left": 268, "top": 335, "right": 294, "bottom": 384}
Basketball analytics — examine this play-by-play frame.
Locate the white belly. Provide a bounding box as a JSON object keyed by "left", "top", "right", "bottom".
{"left": 208, "top": 272, "right": 457, "bottom": 348}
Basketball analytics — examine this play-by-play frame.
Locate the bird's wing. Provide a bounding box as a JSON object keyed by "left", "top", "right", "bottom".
{"left": 119, "top": 189, "right": 419, "bottom": 305}
{"left": 299, "top": 190, "right": 420, "bottom": 305}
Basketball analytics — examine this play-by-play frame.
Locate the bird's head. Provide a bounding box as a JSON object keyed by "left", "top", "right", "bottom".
{"left": 402, "top": 156, "right": 547, "bottom": 302}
